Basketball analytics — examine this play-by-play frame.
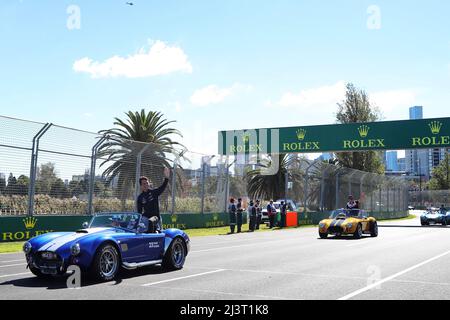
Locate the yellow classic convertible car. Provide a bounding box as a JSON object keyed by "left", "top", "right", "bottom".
{"left": 318, "top": 209, "right": 378, "bottom": 239}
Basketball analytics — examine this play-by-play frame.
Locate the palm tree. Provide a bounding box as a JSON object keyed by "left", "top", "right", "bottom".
{"left": 97, "top": 110, "right": 185, "bottom": 208}
{"left": 245, "top": 154, "right": 303, "bottom": 201}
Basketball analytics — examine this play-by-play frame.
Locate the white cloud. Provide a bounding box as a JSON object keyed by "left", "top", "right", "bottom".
{"left": 268, "top": 81, "right": 419, "bottom": 123}
{"left": 190, "top": 83, "right": 250, "bottom": 107}
{"left": 276, "top": 81, "right": 347, "bottom": 108}
{"left": 370, "top": 89, "right": 418, "bottom": 119}
{"left": 73, "top": 40, "right": 192, "bottom": 78}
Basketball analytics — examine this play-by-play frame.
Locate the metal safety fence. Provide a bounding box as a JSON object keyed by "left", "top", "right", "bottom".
{"left": 0, "top": 115, "right": 409, "bottom": 217}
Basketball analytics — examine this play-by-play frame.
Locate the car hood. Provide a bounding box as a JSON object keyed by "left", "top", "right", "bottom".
{"left": 321, "top": 218, "right": 359, "bottom": 225}
{"left": 31, "top": 227, "right": 114, "bottom": 252}
{"left": 423, "top": 213, "right": 443, "bottom": 219}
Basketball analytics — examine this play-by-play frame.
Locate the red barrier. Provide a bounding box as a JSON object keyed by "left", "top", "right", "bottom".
{"left": 286, "top": 211, "right": 298, "bottom": 227}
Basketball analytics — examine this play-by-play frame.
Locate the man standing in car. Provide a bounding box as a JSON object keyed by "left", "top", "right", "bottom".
{"left": 137, "top": 167, "right": 170, "bottom": 232}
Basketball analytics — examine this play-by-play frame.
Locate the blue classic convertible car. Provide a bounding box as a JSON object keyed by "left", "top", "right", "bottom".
{"left": 420, "top": 207, "right": 449, "bottom": 226}
{"left": 23, "top": 213, "right": 190, "bottom": 282}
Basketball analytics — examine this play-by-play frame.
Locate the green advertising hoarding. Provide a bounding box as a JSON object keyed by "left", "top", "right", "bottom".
{"left": 218, "top": 117, "right": 450, "bottom": 155}
{"left": 0, "top": 213, "right": 244, "bottom": 243}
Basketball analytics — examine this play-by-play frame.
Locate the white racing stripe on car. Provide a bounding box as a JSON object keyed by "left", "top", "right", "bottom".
{"left": 38, "top": 228, "right": 107, "bottom": 252}
{"left": 142, "top": 269, "right": 226, "bottom": 287}
{"left": 338, "top": 249, "right": 450, "bottom": 300}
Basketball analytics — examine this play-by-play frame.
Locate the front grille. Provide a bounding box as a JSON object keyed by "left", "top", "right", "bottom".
{"left": 33, "top": 252, "right": 63, "bottom": 275}
{"left": 328, "top": 226, "right": 343, "bottom": 234}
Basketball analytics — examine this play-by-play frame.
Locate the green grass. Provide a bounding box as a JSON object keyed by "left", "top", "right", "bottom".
{"left": 0, "top": 214, "right": 417, "bottom": 254}
{"left": 0, "top": 241, "right": 24, "bottom": 254}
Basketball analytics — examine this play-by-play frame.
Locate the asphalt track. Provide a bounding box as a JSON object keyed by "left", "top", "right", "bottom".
{"left": 1, "top": 211, "right": 450, "bottom": 300}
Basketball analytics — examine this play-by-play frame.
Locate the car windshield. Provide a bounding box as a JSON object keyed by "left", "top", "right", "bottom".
{"left": 89, "top": 213, "right": 141, "bottom": 230}
{"left": 330, "top": 209, "right": 361, "bottom": 219}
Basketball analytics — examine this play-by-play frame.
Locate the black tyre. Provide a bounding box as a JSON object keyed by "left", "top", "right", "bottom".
{"left": 89, "top": 243, "right": 120, "bottom": 282}
{"left": 163, "top": 237, "right": 186, "bottom": 270}
{"left": 370, "top": 221, "right": 378, "bottom": 237}
{"left": 353, "top": 224, "right": 363, "bottom": 239}
{"left": 319, "top": 232, "right": 328, "bottom": 239}
{"left": 421, "top": 220, "right": 429, "bottom": 226}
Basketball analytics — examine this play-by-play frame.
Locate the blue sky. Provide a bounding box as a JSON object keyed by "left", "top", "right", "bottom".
{"left": 1, "top": 0, "right": 450, "bottom": 161}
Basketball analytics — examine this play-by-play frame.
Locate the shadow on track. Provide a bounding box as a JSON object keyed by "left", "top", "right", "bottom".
{"left": 317, "top": 236, "right": 373, "bottom": 241}
{"left": 0, "top": 265, "right": 180, "bottom": 290}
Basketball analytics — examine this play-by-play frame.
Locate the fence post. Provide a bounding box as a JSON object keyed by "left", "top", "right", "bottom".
{"left": 201, "top": 161, "right": 206, "bottom": 214}
{"left": 27, "top": 123, "right": 52, "bottom": 216}
{"left": 171, "top": 158, "right": 177, "bottom": 215}
{"left": 134, "top": 144, "right": 150, "bottom": 212}
{"left": 386, "top": 183, "right": 390, "bottom": 213}
{"left": 335, "top": 170, "right": 341, "bottom": 209}
{"left": 303, "top": 160, "right": 318, "bottom": 213}
{"left": 88, "top": 135, "right": 108, "bottom": 215}
{"left": 320, "top": 167, "right": 331, "bottom": 212}
{"left": 379, "top": 185, "right": 382, "bottom": 214}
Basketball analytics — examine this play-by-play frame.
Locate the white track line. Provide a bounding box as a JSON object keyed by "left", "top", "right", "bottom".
{"left": 0, "top": 263, "right": 26, "bottom": 268}
{"left": 151, "top": 285, "right": 289, "bottom": 300}
{"left": 142, "top": 269, "right": 226, "bottom": 287}
{"left": 0, "top": 272, "right": 31, "bottom": 279}
{"left": 0, "top": 259, "right": 24, "bottom": 264}
{"left": 338, "top": 249, "right": 450, "bottom": 300}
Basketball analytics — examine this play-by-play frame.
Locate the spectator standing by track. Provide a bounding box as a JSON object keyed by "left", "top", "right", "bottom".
{"left": 248, "top": 200, "right": 257, "bottom": 232}
{"left": 236, "top": 198, "right": 244, "bottom": 233}
{"left": 228, "top": 198, "right": 237, "bottom": 234}
{"left": 267, "top": 200, "right": 276, "bottom": 229}
{"left": 255, "top": 200, "right": 262, "bottom": 230}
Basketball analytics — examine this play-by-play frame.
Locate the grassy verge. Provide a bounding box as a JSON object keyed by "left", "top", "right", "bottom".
{"left": 0, "top": 241, "right": 24, "bottom": 254}
{"left": 0, "top": 214, "right": 417, "bottom": 254}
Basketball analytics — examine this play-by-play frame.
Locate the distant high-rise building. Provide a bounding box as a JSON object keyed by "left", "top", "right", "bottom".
{"left": 409, "top": 106, "right": 423, "bottom": 120}
{"left": 385, "top": 151, "right": 399, "bottom": 171}
{"left": 397, "top": 157, "right": 406, "bottom": 172}
{"left": 405, "top": 106, "right": 430, "bottom": 179}
{"left": 429, "top": 148, "right": 450, "bottom": 177}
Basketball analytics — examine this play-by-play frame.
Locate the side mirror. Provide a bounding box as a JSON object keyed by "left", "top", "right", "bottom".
{"left": 82, "top": 222, "right": 89, "bottom": 229}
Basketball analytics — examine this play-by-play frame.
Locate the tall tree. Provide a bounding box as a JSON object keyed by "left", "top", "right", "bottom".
{"left": 245, "top": 154, "right": 303, "bottom": 201}
{"left": 36, "top": 162, "right": 58, "bottom": 194}
{"left": 0, "top": 177, "right": 6, "bottom": 195}
{"left": 5, "top": 173, "right": 17, "bottom": 195}
{"left": 98, "top": 109, "right": 184, "bottom": 206}
{"left": 428, "top": 153, "right": 450, "bottom": 190}
{"left": 50, "top": 178, "right": 70, "bottom": 198}
{"left": 335, "top": 83, "right": 384, "bottom": 174}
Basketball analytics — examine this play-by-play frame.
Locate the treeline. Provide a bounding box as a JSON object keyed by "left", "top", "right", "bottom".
{"left": 0, "top": 162, "right": 112, "bottom": 199}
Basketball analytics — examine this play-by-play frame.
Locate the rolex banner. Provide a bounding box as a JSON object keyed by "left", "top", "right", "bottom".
{"left": 218, "top": 117, "right": 450, "bottom": 155}
{"left": 0, "top": 213, "right": 243, "bottom": 243}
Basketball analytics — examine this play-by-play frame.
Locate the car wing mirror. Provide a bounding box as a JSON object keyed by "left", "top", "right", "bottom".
{"left": 82, "top": 222, "right": 89, "bottom": 229}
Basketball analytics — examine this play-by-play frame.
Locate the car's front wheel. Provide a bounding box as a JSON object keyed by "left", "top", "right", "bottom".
{"left": 163, "top": 238, "right": 186, "bottom": 270}
{"left": 370, "top": 221, "right": 378, "bottom": 237}
{"left": 89, "top": 243, "right": 120, "bottom": 282}
{"left": 319, "top": 232, "right": 328, "bottom": 239}
{"left": 353, "top": 224, "right": 363, "bottom": 239}
{"left": 421, "top": 220, "right": 429, "bottom": 226}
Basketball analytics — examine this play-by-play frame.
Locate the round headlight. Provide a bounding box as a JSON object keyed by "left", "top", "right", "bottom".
{"left": 319, "top": 223, "right": 325, "bottom": 228}
{"left": 70, "top": 243, "right": 81, "bottom": 256}
{"left": 23, "top": 242, "right": 32, "bottom": 254}
{"left": 347, "top": 223, "right": 353, "bottom": 229}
